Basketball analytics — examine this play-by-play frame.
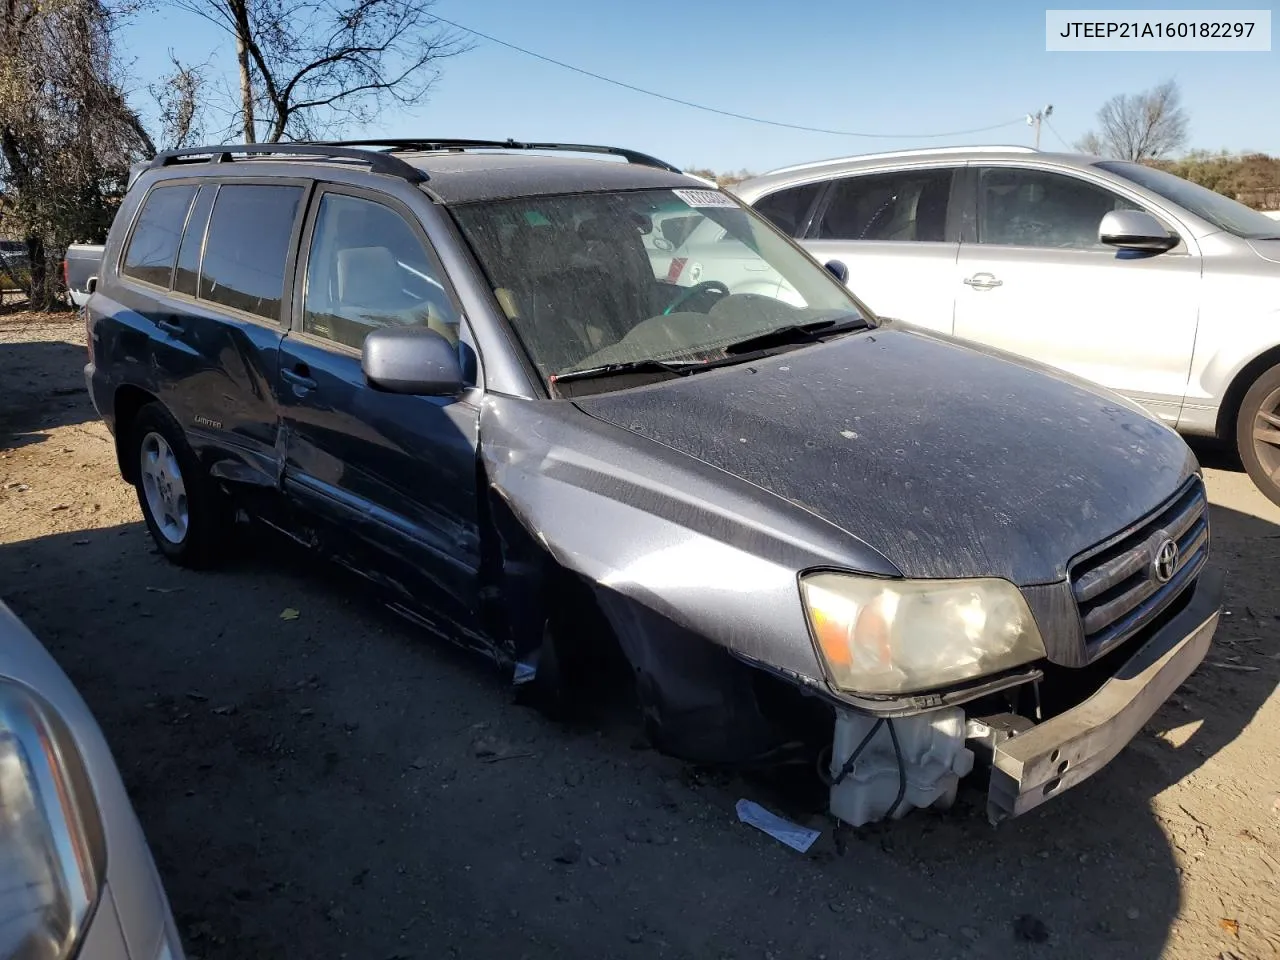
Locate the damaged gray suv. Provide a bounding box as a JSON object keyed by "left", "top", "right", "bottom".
{"left": 84, "top": 139, "right": 1222, "bottom": 826}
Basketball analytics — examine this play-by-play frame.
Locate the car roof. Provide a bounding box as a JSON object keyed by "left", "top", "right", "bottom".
{"left": 732, "top": 146, "right": 1106, "bottom": 200}
{"left": 398, "top": 151, "right": 704, "bottom": 203}
{"left": 143, "top": 144, "right": 710, "bottom": 205}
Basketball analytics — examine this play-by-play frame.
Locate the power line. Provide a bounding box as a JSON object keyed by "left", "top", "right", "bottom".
{"left": 1043, "top": 116, "right": 1073, "bottom": 151}
{"left": 431, "top": 15, "right": 1027, "bottom": 140}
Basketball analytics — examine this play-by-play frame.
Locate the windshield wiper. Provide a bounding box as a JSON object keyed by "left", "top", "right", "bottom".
{"left": 722, "top": 316, "right": 870, "bottom": 355}
{"left": 549, "top": 357, "right": 706, "bottom": 387}
{"left": 549, "top": 352, "right": 768, "bottom": 394}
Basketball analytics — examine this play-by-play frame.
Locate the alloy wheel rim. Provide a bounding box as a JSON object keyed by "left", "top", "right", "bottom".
{"left": 139, "top": 432, "right": 189, "bottom": 544}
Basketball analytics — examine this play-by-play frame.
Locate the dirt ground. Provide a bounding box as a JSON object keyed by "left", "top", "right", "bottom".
{"left": 2, "top": 309, "right": 1278, "bottom": 960}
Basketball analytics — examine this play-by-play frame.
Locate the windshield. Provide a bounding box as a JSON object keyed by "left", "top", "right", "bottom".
{"left": 1095, "top": 160, "right": 1280, "bottom": 240}
{"left": 452, "top": 188, "right": 869, "bottom": 382}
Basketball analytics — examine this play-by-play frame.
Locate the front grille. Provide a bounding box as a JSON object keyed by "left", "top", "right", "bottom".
{"left": 1068, "top": 477, "right": 1209, "bottom": 655}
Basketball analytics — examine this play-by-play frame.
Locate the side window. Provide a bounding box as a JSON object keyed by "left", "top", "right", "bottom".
{"left": 199, "top": 184, "right": 303, "bottom": 320}
{"left": 172, "top": 186, "right": 215, "bottom": 297}
{"left": 977, "top": 168, "right": 1140, "bottom": 249}
{"left": 121, "top": 184, "right": 197, "bottom": 287}
{"left": 817, "top": 169, "right": 954, "bottom": 242}
{"left": 302, "top": 193, "right": 459, "bottom": 351}
{"left": 753, "top": 182, "right": 823, "bottom": 236}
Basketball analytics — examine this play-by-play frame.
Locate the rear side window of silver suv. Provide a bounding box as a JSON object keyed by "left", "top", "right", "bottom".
{"left": 753, "top": 182, "right": 823, "bottom": 237}
{"left": 816, "top": 169, "right": 953, "bottom": 243}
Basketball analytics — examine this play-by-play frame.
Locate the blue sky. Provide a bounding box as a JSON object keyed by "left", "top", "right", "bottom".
{"left": 120, "top": 0, "right": 1278, "bottom": 173}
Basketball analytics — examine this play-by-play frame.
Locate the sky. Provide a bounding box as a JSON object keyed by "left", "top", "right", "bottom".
{"left": 119, "top": 0, "right": 1279, "bottom": 174}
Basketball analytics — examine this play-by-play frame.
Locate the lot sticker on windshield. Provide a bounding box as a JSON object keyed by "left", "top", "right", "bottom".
{"left": 673, "top": 189, "right": 737, "bottom": 209}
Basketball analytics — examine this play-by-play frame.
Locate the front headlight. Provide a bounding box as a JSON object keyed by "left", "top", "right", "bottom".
{"left": 0, "top": 681, "right": 103, "bottom": 960}
{"left": 799, "top": 573, "right": 1047, "bottom": 695}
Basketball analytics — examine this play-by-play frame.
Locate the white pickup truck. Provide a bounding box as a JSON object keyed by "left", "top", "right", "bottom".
{"left": 63, "top": 243, "right": 105, "bottom": 307}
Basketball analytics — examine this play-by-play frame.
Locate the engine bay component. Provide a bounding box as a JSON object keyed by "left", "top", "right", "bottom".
{"left": 828, "top": 706, "right": 975, "bottom": 827}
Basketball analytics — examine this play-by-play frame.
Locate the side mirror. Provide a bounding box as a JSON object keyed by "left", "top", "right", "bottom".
{"left": 362, "top": 326, "right": 464, "bottom": 396}
{"left": 1099, "top": 210, "right": 1178, "bottom": 253}
{"left": 86, "top": 276, "right": 97, "bottom": 295}
{"left": 824, "top": 260, "right": 850, "bottom": 284}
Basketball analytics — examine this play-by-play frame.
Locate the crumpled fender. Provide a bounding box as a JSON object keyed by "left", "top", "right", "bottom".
{"left": 476, "top": 392, "right": 899, "bottom": 684}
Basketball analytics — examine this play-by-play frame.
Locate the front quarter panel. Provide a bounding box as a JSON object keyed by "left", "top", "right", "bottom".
{"left": 478, "top": 394, "right": 900, "bottom": 683}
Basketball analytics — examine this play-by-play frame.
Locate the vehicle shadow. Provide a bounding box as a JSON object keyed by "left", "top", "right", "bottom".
{"left": 0, "top": 338, "right": 96, "bottom": 449}
{"left": 1187, "top": 436, "right": 1244, "bottom": 473}
{"left": 0, "top": 504, "right": 1273, "bottom": 960}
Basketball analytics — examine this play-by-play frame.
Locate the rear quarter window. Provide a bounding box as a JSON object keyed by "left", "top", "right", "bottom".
{"left": 198, "top": 184, "right": 303, "bottom": 321}
{"left": 121, "top": 184, "right": 198, "bottom": 287}
{"left": 752, "top": 183, "right": 823, "bottom": 236}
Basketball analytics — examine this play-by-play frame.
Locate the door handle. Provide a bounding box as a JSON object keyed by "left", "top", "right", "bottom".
{"left": 157, "top": 319, "right": 183, "bottom": 336}
{"left": 281, "top": 366, "right": 317, "bottom": 391}
{"left": 963, "top": 272, "right": 1003, "bottom": 290}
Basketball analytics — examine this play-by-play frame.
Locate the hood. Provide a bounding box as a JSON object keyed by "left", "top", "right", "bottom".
{"left": 573, "top": 327, "right": 1197, "bottom": 585}
{"left": 1248, "top": 238, "right": 1280, "bottom": 265}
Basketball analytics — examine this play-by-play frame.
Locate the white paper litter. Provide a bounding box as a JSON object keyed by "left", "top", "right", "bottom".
{"left": 735, "top": 799, "right": 821, "bottom": 853}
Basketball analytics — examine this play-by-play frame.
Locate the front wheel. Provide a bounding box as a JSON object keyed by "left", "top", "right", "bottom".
{"left": 1236, "top": 363, "right": 1280, "bottom": 509}
{"left": 130, "top": 403, "right": 228, "bottom": 568}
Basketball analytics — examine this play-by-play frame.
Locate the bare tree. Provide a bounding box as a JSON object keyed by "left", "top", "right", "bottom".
{"left": 1075, "top": 79, "right": 1189, "bottom": 162}
{"left": 150, "top": 53, "right": 209, "bottom": 149}
{"left": 169, "top": 0, "right": 470, "bottom": 143}
{"left": 0, "top": 0, "right": 155, "bottom": 308}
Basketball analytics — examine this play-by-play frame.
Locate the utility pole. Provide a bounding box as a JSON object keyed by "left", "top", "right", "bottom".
{"left": 1026, "top": 104, "right": 1053, "bottom": 149}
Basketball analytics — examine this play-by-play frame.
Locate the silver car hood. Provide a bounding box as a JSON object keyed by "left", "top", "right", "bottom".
{"left": 573, "top": 326, "right": 1198, "bottom": 585}
{"left": 1248, "top": 238, "right": 1280, "bottom": 265}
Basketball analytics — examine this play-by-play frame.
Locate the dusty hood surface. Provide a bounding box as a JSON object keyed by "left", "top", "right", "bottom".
{"left": 574, "top": 327, "right": 1197, "bottom": 584}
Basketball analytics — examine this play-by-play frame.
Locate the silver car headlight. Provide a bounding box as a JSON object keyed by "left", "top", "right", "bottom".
{"left": 799, "top": 573, "right": 1047, "bottom": 695}
{"left": 0, "top": 680, "right": 104, "bottom": 960}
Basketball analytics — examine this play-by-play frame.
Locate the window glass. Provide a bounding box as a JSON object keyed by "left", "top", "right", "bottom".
{"left": 199, "top": 184, "right": 302, "bottom": 320}
{"left": 173, "top": 186, "right": 215, "bottom": 297}
{"left": 1095, "top": 160, "right": 1280, "bottom": 240}
{"left": 121, "top": 185, "right": 197, "bottom": 287}
{"left": 977, "top": 168, "right": 1139, "bottom": 248}
{"left": 753, "top": 183, "right": 822, "bottom": 236}
{"left": 817, "top": 170, "right": 953, "bottom": 242}
{"left": 303, "top": 193, "right": 459, "bottom": 350}
{"left": 453, "top": 189, "right": 866, "bottom": 381}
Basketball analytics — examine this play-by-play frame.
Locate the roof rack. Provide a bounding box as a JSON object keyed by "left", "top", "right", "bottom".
{"left": 764, "top": 144, "right": 1039, "bottom": 177}
{"left": 148, "top": 143, "right": 430, "bottom": 183}
{"left": 322, "top": 138, "right": 683, "bottom": 174}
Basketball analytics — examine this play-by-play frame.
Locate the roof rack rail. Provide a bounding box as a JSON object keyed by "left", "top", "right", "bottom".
{"left": 322, "top": 138, "right": 684, "bottom": 174}
{"left": 764, "top": 144, "right": 1039, "bottom": 177}
{"left": 148, "top": 143, "right": 429, "bottom": 183}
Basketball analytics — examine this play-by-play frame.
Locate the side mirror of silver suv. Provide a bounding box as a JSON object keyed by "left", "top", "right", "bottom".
{"left": 1099, "top": 210, "right": 1178, "bottom": 253}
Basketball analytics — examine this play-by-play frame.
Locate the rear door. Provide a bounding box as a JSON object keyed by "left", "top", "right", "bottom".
{"left": 166, "top": 180, "right": 307, "bottom": 483}
{"left": 109, "top": 178, "right": 308, "bottom": 487}
{"left": 953, "top": 165, "right": 1201, "bottom": 422}
{"left": 275, "top": 184, "right": 484, "bottom": 637}
{"left": 794, "top": 166, "right": 961, "bottom": 329}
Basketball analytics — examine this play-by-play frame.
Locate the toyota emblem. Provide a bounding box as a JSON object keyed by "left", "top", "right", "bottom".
{"left": 1152, "top": 538, "right": 1179, "bottom": 583}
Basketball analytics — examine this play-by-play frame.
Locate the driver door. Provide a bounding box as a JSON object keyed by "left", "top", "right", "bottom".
{"left": 953, "top": 165, "right": 1201, "bottom": 423}
{"left": 275, "top": 184, "right": 484, "bottom": 634}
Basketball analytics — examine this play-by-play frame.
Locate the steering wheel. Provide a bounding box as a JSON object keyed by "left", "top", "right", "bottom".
{"left": 664, "top": 280, "right": 730, "bottom": 316}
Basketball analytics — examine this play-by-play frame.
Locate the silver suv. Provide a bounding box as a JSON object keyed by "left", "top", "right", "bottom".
{"left": 733, "top": 146, "right": 1280, "bottom": 505}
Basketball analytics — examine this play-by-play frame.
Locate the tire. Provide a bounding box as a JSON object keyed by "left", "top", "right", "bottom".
{"left": 1236, "top": 363, "right": 1280, "bottom": 509}
{"left": 130, "top": 402, "right": 228, "bottom": 568}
